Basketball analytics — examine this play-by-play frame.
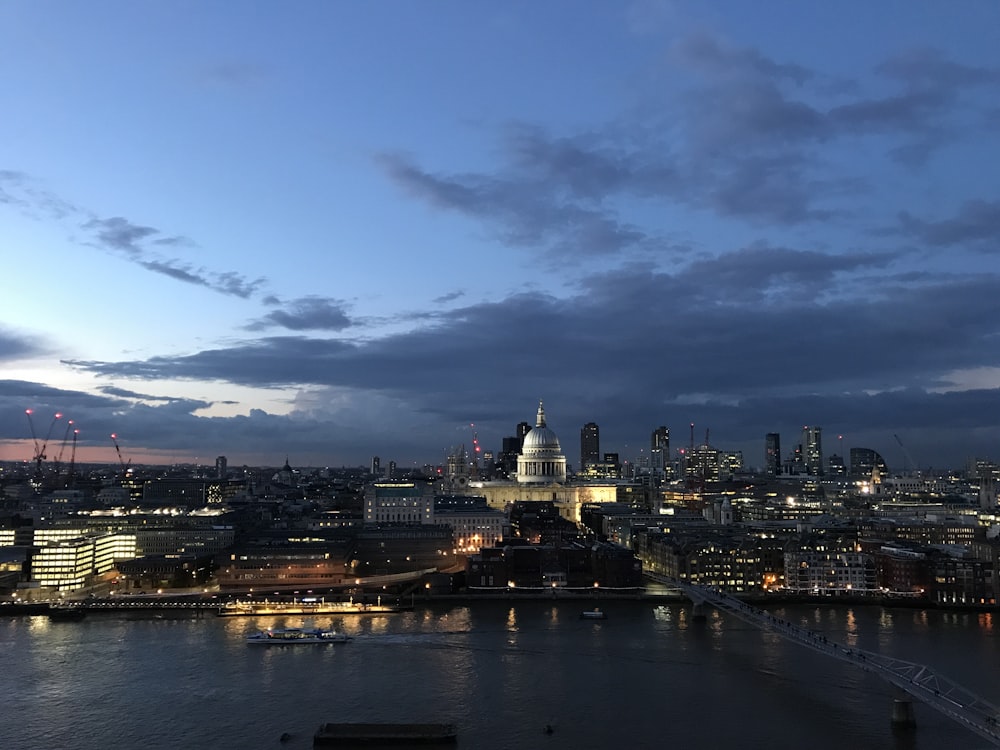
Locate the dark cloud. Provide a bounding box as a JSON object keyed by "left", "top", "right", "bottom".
{"left": 246, "top": 296, "right": 353, "bottom": 332}
{"left": 81, "top": 217, "right": 265, "bottom": 298}
{"left": 380, "top": 39, "right": 999, "bottom": 248}
{"left": 54, "top": 242, "right": 1000, "bottom": 466}
{"left": 897, "top": 200, "right": 1000, "bottom": 249}
{"left": 0, "top": 328, "right": 47, "bottom": 362}
{"left": 96, "top": 386, "right": 210, "bottom": 412}
{"left": 379, "top": 152, "right": 649, "bottom": 258}
{"left": 84, "top": 216, "right": 161, "bottom": 255}
{"left": 877, "top": 48, "right": 1000, "bottom": 91}
{"left": 0, "top": 180, "right": 266, "bottom": 300}
{"left": 432, "top": 291, "right": 465, "bottom": 304}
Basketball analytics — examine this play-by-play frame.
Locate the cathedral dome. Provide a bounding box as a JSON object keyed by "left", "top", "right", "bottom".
{"left": 516, "top": 401, "right": 567, "bottom": 484}
{"left": 522, "top": 425, "right": 561, "bottom": 453}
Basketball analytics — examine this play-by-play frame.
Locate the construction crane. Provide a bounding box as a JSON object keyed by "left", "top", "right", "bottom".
{"left": 67, "top": 427, "right": 79, "bottom": 488}
{"left": 893, "top": 434, "right": 921, "bottom": 477}
{"left": 110, "top": 433, "right": 132, "bottom": 481}
{"left": 25, "top": 409, "right": 62, "bottom": 477}
{"left": 53, "top": 419, "right": 75, "bottom": 476}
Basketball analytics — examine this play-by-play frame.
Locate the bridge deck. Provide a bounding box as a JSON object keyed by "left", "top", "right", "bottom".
{"left": 648, "top": 574, "right": 1000, "bottom": 746}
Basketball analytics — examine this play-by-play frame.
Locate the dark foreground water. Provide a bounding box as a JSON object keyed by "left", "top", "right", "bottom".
{"left": 2, "top": 600, "right": 997, "bottom": 750}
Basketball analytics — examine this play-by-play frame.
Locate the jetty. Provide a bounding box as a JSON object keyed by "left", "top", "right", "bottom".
{"left": 217, "top": 600, "right": 410, "bottom": 617}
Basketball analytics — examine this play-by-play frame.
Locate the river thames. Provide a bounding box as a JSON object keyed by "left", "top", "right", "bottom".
{"left": 2, "top": 599, "right": 997, "bottom": 750}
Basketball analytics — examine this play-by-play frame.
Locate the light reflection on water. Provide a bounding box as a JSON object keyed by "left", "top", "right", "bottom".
{"left": 2, "top": 601, "right": 998, "bottom": 750}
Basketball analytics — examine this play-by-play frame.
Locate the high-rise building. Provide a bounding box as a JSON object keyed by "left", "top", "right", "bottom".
{"left": 499, "top": 436, "right": 521, "bottom": 476}
{"left": 765, "top": 433, "right": 781, "bottom": 476}
{"left": 828, "top": 454, "right": 846, "bottom": 476}
{"left": 516, "top": 421, "right": 532, "bottom": 449}
{"left": 581, "top": 422, "right": 600, "bottom": 470}
{"left": 850, "top": 448, "right": 888, "bottom": 478}
{"left": 371, "top": 456, "right": 381, "bottom": 477}
{"left": 650, "top": 426, "right": 669, "bottom": 477}
{"left": 651, "top": 426, "right": 669, "bottom": 451}
{"left": 215, "top": 456, "right": 227, "bottom": 480}
{"left": 803, "top": 426, "right": 823, "bottom": 476}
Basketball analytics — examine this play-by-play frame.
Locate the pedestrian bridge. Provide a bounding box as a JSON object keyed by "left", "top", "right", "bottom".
{"left": 647, "top": 573, "right": 1000, "bottom": 747}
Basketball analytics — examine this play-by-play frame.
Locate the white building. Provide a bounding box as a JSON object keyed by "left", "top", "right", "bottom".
{"left": 30, "top": 532, "right": 137, "bottom": 592}
{"left": 517, "top": 402, "right": 567, "bottom": 484}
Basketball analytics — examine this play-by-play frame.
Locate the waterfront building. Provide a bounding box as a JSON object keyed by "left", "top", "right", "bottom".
{"left": 634, "top": 527, "right": 768, "bottom": 593}
{"left": 432, "top": 495, "right": 506, "bottom": 553}
{"left": 783, "top": 533, "right": 877, "bottom": 594}
{"left": 862, "top": 542, "right": 931, "bottom": 597}
{"left": 28, "top": 531, "right": 137, "bottom": 593}
{"left": 115, "top": 553, "right": 214, "bottom": 592}
{"left": 217, "top": 540, "right": 351, "bottom": 591}
{"left": 931, "top": 547, "right": 995, "bottom": 606}
{"left": 465, "top": 538, "right": 642, "bottom": 590}
{"left": 353, "top": 525, "right": 454, "bottom": 575}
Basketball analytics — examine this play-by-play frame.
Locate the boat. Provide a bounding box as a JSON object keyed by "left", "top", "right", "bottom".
{"left": 313, "top": 722, "right": 457, "bottom": 746}
{"left": 246, "top": 627, "right": 352, "bottom": 645}
{"left": 48, "top": 604, "right": 88, "bottom": 622}
{"left": 580, "top": 608, "right": 607, "bottom": 620}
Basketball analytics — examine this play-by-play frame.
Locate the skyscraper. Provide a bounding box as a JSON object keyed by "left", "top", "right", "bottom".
{"left": 650, "top": 426, "right": 668, "bottom": 476}
{"left": 581, "top": 422, "right": 600, "bottom": 470}
{"left": 765, "top": 433, "right": 781, "bottom": 476}
{"left": 651, "top": 426, "right": 668, "bottom": 451}
{"left": 516, "top": 421, "right": 532, "bottom": 449}
{"left": 803, "top": 426, "right": 823, "bottom": 476}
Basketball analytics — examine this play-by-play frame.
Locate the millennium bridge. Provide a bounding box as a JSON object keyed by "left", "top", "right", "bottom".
{"left": 647, "top": 573, "right": 1000, "bottom": 746}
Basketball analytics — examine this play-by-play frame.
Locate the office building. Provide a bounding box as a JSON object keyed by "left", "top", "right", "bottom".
{"left": 803, "top": 426, "right": 823, "bottom": 476}
{"left": 765, "top": 433, "right": 781, "bottom": 476}
{"left": 581, "top": 422, "right": 600, "bottom": 471}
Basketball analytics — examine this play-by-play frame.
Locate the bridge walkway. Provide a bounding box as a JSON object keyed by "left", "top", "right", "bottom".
{"left": 646, "top": 573, "right": 1000, "bottom": 747}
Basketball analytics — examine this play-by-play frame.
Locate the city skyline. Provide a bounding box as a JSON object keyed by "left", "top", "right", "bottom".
{"left": 2, "top": 2, "right": 999, "bottom": 469}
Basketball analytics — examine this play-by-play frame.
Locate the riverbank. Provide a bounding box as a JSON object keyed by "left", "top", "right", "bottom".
{"left": 3, "top": 589, "right": 995, "bottom": 617}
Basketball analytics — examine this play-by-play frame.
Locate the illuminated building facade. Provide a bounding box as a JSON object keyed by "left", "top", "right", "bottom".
{"left": 29, "top": 532, "right": 137, "bottom": 592}
{"left": 803, "top": 426, "right": 823, "bottom": 476}
{"left": 516, "top": 402, "right": 567, "bottom": 484}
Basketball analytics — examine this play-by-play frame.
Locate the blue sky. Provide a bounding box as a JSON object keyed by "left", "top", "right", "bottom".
{"left": 2, "top": 1, "right": 999, "bottom": 471}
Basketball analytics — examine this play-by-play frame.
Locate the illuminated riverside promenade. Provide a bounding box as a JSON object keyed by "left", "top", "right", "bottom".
{"left": 649, "top": 572, "right": 1000, "bottom": 747}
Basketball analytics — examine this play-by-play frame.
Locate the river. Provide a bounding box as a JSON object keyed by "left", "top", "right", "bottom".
{"left": 2, "top": 600, "right": 997, "bottom": 750}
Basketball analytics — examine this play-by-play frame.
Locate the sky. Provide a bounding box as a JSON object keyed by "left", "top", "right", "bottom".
{"left": 2, "top": 1, "right": 999, "bottom": 472}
